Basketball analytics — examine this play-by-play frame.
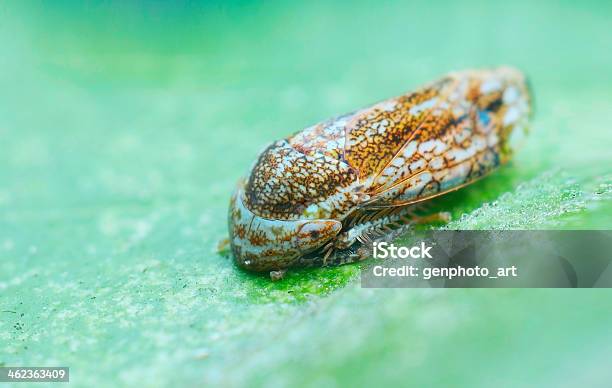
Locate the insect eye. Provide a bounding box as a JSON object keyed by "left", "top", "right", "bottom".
{"left": 486, "top": 97, "right": 503, "bottom": 112}
{"left": 297, "top": 220, "right": 342, "bottom": 241}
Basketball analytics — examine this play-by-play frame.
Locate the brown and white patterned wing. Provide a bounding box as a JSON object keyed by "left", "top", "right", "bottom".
{"left": 351, "top": 68, "right": 530, "bottom": 207}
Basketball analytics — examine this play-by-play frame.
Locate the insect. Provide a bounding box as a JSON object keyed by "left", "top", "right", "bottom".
{"left": 228, "top": 67, "right": 531, "bottom": 279}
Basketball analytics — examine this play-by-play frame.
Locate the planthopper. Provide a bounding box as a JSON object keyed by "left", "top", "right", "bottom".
{"left": 228, "top": 67, "right": 531, "bottom": 279}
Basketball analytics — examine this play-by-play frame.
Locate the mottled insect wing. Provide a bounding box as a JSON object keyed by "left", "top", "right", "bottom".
{"left": 344, "top": 77, "right": 453, "bottom": 182}
{"left": 353, "top": 68, "right": 530, "bottom": 208}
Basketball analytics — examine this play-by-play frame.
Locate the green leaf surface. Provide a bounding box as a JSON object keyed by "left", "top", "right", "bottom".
{"left": 1, "top": 1, "right": 611, "bottom": 387}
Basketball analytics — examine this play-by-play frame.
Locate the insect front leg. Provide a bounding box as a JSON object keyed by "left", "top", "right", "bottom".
{"left": 269, "top": 269, "right": 287, "bottom": 281}
{"left": 410, "top": 211, "right": 452, "bottom": 225}
{"left": 217, "top": 238, "right": 230, "bottom": 254}
{"left": 319, "top": 207, "right": 415, "bottom": 266}
{"left": 324, "top": 218, "right": 417, "bottom": 266}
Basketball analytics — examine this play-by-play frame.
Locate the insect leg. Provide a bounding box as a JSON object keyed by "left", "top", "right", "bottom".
{"left": 410, "top": 211, "right": 452, "bottom": 225}
{"left": 325, "top": 218, "right": 419, "bottom": 266}
{"left": 269, "top": 269, "right": 287, "bottom": 281}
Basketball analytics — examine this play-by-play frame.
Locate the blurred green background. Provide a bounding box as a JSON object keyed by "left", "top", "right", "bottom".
{"left": 1, "top": 0, "right": 611, "bottom": 387}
